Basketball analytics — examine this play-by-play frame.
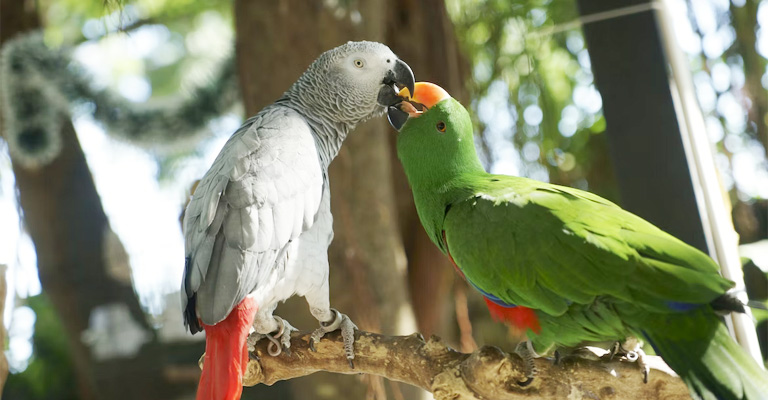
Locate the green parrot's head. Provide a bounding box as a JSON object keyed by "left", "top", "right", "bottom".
{"left": 388, "top": 82, "right": 480, "bottom": 184}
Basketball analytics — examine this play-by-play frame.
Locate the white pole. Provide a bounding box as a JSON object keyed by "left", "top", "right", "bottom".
{"left": 656, "top": 0, "right": 764, "bottom": 365}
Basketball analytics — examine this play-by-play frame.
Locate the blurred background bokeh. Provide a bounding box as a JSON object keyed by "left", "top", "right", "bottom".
{"left": 1, "top": 0, "right": 767, "bottom": 399}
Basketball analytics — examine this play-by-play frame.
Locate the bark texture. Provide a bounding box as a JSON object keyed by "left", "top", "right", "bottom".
{"left": 240, "top": 330, "right": 691, "bottom": 400}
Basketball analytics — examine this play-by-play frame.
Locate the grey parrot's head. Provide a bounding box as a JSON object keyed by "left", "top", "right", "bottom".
{"left": 288, "top": 41, "right": 415, "bottom": 125}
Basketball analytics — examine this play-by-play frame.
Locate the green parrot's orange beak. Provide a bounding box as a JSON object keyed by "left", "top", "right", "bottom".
{"left": 398, "top": 82, "right": 451, "bottom": 114}
{"left": 387, "top": 82, "right": 451, "bottom": 131}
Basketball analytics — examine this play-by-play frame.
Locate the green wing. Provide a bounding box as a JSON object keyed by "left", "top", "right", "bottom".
{"left": 443, "top": 174, "right": 733, "bottom": 317}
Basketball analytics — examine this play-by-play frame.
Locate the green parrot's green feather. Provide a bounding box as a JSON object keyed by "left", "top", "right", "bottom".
{"left": 396, "top": 96, "right": 768, "bottom": 400}
{"left": 626, "top": 308, "right": 768, "bottom": 400}
{"left": 444, "top": 176, "right": 734, "bottom": 315}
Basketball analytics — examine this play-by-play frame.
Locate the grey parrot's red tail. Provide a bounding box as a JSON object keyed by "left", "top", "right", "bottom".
{"left": 196, "top": 297, "right": 257, "bottom": 400}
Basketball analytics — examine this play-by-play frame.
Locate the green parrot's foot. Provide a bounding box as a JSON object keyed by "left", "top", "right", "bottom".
{"left": 607, "top": 338, "right": 649, "bottom": 383}
{"left": 553, "top": 345, "right": 603, "bottom": 365}
{"left": 247, "top": 316, "right": 298, "bottom": 357}
{"left": 309, "top": 308, "right": 358, "bottom": 369}
{"left": 606, "top": 337, "right": 640, "bottom": 360}
{"left": 514, "top": 340, "right": 539, "bottom": 386}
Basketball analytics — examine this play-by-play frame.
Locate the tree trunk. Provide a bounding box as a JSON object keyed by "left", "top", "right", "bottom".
{"left": 575, "top": 0, "right": 710, "bottom": 251}
{"left": 0, "top": 2, "right": 203, "bottom": 399}
{"left": 385, "top": 0, "right": 472, "bottom": 341}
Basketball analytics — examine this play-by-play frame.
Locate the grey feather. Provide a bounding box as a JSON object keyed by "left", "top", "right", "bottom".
{"left": 183, "top": 107, "right": 323, "bottom": 325}
{"left": 181, "top": 41, "right": 407, "bottom": 330}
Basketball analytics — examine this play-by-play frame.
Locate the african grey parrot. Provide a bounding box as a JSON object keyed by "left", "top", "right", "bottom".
{"left": 181, "top": 41, "right": 414, "bottom": 400}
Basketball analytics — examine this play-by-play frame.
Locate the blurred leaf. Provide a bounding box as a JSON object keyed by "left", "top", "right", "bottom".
{"left": 448, "top": 0, "right": 615, "bottom": 199}
{"left": 752, "top": 305, "right": 768, "bottom": 325}
{"left": 4, "top": 295, "right": 78, "bottom": 400}
{"left": 146, "top": 59, "right": 185, "bottom": 97}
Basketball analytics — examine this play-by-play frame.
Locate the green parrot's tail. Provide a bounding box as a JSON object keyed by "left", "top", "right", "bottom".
{"left": 640, "top": 309, "right": 768, "bottom": 400}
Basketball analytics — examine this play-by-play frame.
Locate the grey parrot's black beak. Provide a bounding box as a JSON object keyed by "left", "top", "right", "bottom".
{"left": 387, "top": 104, "right": 409, "bottom": 131}
{"left": 379, "top": 59, "right": 414, "bottom": 132}
{"left": 377, "top": 59, "right": 415, "bottom": 107}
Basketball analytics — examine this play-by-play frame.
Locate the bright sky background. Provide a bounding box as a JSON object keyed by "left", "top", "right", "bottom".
{"left": 2, "top": 0, "right": 768, "bottom": 372}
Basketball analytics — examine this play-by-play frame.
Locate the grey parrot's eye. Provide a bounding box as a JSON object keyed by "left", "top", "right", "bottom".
{"left": 353, "top": 59, "right": 365, "bottom": 68}
{"left": 436, "top": 121, "right": 447, "bottom": 133}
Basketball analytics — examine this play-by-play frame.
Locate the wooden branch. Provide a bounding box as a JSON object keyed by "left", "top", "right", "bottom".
{"left": 241, "top": 330, "right": 691, "bottom": 400}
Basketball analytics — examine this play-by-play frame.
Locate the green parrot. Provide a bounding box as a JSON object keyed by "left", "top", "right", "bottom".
{"left": 387, "top": 82, "right": 768, "bottom": 400}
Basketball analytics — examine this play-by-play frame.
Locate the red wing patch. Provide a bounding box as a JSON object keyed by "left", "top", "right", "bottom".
{"left": 443, "top": 230, "right": 541, "bottom": 334}
{"left": 483, "top": 297, "right": 541, "bottom": 334}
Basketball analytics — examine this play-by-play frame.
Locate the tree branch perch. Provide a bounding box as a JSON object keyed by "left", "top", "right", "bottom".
{"left": 239, "top": 330, "right": 691, "bottom": 399}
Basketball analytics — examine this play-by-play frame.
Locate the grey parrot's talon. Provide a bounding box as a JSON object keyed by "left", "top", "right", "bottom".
{"left": 266, "top": 316, "right": 286, "bottom": 356}
{"left": 253, "top": 316, "right": 299, "bottom": 358}
{"left": 321, "top": 309, "right": 343, "bottom": 330}
{"left": 249, "top": 351, "right": 260, "bottom": 361}
{"left": 311, "top": 309, "right": 357, "bottom": 368}
{"left": 265, "top": 316, "right": 297, "bottom": 357}
{"left": 339, "top": 312, "right": 358, "bottom": 368}
{"left": 247, "top": 332, "right": 265, "bottom": 352}
{"left": 309, "top": 330, "right": 325, "bottom": 350}
{"left": 273, "top": 316, "right": 287, "bottom": 338}
{"left": 278, "top": 318, "right": 295, "bottom": 350}
{"left": 266, "top": 334, "right": 283, "bottom": 357}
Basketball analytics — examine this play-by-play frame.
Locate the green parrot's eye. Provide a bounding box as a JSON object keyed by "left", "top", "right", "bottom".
{"left": 436, "top": 121, "right": 446, "bottom": 133}
{"left": 353, "top": 59, "right": 365, "bottom": 68}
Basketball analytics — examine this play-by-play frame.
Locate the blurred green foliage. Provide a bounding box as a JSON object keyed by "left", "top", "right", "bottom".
{"left": 38, "top": 0, "right": 236, "bottom": 182}
{"left": 446, "top": 0, "right": 615, "bottom": 200}
{"left": 40, "top": 0, "right": 232, "bottom": 45}
{"left": 4, "top": 295, "right": 77, "bottom": 400}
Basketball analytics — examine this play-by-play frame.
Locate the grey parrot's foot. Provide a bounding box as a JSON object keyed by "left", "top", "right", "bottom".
{"left": 309, "top": 308, "right": 358, "bottom": 369}
{"left": 247, "top": 316, "right": 297, "bottom": 357}
{"left": 268, "top": 316, "right": 298, "bottom": 357}
{"left": 607, "top": 339, "right": 649, "bottom": 383}
{"left": 514, "top": 340, "right": 539, "bottom": 387}
{"left": 247, "top": 332, "right": 267, "bottom": 352}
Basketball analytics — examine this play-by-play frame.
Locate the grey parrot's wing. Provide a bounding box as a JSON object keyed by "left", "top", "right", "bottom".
{"left": 181, "top": 106, "right": 324, "bottom": 329}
